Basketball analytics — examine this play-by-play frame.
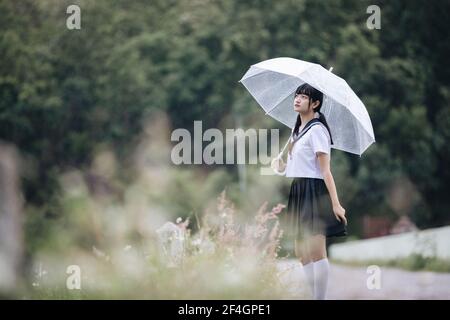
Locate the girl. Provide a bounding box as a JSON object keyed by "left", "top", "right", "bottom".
{"left": 278, "top": 83, "right": 347, "bottom": 300}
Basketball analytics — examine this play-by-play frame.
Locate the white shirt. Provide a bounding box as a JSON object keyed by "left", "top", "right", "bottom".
{"left": 285, "top": 124, "right": 331, "bottom": 179}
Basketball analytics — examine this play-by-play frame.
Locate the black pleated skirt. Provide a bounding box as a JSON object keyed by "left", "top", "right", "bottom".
{"left": 283, "top": 177, "right": 347, "bottom": 243}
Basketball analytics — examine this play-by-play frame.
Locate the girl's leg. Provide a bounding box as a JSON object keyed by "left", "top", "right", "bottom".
{"left": 309, "top": 234, "right": 327, "bottom": 261}
{"left": 295, "top": 238, "right": 314, "bottom": 298}
{"left": 295, "top": 237, "right": 312, "bottom": 264}
{"left": 309, "top": 235, "right": 329, "bottom": 300}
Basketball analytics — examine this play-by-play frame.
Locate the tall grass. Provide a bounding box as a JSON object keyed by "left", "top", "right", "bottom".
{"left": 24, "top": 185, "right": 302, "bottom": 299}
{"left": 19, "top": 114, "right": 306, "bottom": 299}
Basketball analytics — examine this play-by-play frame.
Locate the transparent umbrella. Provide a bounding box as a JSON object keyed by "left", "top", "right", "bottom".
{"left": 239, "top": 57, "right": 376, "bottom": 156}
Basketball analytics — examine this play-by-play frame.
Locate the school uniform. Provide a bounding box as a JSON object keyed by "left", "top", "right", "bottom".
{"left": 283, "top": 119, "right": 347, "bottom": 245}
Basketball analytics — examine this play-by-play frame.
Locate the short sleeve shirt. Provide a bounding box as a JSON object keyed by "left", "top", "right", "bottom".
{"left": 285, "top": 124, "right": 331, "bottom": 179}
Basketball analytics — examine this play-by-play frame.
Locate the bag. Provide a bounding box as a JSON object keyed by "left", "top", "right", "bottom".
{"left": 271, "top": 119, "right": 322, "bottom": 175}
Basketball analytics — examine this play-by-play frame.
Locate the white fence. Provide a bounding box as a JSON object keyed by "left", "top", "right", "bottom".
{"left": 329, "top": 225, "right": 450, "bottom": 262}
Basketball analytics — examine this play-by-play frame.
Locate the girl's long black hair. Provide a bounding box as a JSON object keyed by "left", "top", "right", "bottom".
{"left": 292, "top": 83, "right": 334, "bottom": 145}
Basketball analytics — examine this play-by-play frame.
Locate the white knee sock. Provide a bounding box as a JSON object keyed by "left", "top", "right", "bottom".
{"left": 313, "top": 258, "right": 329, "bottom": 300}
{"left": 302, "top": 262, "right": 315, "bottom": 298}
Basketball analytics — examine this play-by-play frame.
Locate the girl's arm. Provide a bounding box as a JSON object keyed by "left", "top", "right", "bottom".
{"left": 317, "top": 152, "right": 347, "bottom": 225}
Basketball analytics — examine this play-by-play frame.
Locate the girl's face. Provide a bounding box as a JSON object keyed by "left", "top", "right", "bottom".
{"left": 294, "top": 93, "right": 318, "bottom": 114}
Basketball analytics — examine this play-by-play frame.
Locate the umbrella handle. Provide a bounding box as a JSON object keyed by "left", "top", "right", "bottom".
{"left": 271, "top": 134, "right": 291, "bottom": 176}
{"left": 275, "top": 135, "right": 291, "bottom": 159}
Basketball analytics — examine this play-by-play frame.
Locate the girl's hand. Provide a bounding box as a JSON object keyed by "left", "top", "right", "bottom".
{"left": 276, "top": 158, "right": 286, "bottom": 171}
{"left": 333, "top": 204, "right": 347, "bottom": 226}
{"left": 271, "top": 157, "right": 286, "bottom": 172}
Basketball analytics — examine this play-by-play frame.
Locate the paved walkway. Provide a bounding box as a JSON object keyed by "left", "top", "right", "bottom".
{"left": 276, "top": 259, "right": 450, "bottom": 299}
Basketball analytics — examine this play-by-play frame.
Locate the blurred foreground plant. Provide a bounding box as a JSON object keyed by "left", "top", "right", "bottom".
{"left": 25, "top": 185, "right": 303, "bottom": 299}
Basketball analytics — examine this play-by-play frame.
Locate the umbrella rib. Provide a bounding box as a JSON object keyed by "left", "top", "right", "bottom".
{"left": 238, "top": 66, "right": 268, "bottom": 83}
{"left": 264, "top": 81, "right": 298, "bottom": 115}
{"left": 261, "top": 66, "right": 318, "bottom": 115}
{"left": 242, "top": 65, "right": 317, "bottom": 116}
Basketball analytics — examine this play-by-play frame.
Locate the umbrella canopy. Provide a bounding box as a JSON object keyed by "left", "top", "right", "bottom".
{"left": 239, "top": 57, "right": 375, "bottom": 155}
